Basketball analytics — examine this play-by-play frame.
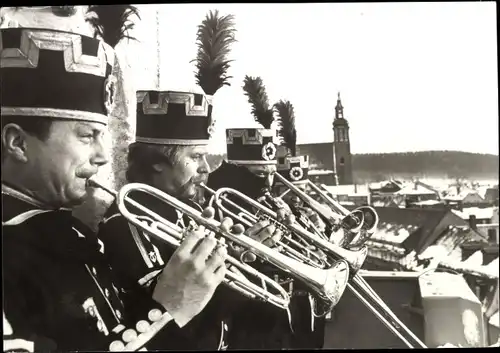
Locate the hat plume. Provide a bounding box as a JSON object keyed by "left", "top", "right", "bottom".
{"left": 243, "top": 75, "right": 274, "bottom": 129}
{"left": 192, "top": 10, "right": 237, "bottom": 96}
{"left": 86, "top": 5, "right": 140, "bottom": 48}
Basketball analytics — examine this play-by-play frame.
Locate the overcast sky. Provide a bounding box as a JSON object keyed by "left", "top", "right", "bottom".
{"left": 127, "top": 2, "right": 498, "bottom": 155}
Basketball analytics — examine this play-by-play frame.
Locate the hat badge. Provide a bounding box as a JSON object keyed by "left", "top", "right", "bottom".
{"left": 207, "top": 118, "right": 216, "bottom": 137}
{"left": 289, "top": 166, "right": 304, "bottom": 181}
{"left": 103, "top": 75, "right": 117, "bottom": 115}
{"left": 261, "top": 142, "right": 277, "bottom": 161}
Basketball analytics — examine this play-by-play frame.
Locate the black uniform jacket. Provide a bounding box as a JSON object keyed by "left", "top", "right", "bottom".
{"left": 207, "top": 161, "right": 327, "bottom": 349}
{"left": 1, "top": 183, "right": 178, "bottom": 352}
{"left": 98, "top": 189, "right": 237, "bottom": 350}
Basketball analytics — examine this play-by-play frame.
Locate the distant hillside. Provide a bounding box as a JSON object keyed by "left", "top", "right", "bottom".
{"left": 352, "top": 151, "right": 499, "bottom": 182}
{"left": 207, "top": 151, "right": 499, "bottom": 182}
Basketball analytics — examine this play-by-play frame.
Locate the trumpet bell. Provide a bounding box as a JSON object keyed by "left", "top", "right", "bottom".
{"left": 346, "top": 206, "right": 379, "bottom": 249}
{"left": 320, "top": 259, "right": 350, "bottom": 309}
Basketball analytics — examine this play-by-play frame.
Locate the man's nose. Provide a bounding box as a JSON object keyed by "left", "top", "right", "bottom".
{"left": 91, "top": 139, "right": 110, "bottom": 167}
{"left": 266, "top": 174, "right": 274, "bottom": 188}
{"left": 199, "top": 156, "right": 211, "bottom": 174}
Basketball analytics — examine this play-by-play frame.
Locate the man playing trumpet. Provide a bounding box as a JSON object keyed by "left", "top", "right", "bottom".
{"left": 97, "top": 10, "right": 284, "bottom": 351}
{"left": 205, "top": 77, "right": 328, "bottom": 349}
{"left": 1, "top": 7, "right": 230, "bottom": 352}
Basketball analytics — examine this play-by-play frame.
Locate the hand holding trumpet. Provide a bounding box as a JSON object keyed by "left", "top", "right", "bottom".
{"left": 152, "top": 207, "right": 233, "bottom": 327}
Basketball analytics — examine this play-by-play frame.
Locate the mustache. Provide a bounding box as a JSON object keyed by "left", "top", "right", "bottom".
{"left": 76, "top": 169, "right": 99, "bottom": 180}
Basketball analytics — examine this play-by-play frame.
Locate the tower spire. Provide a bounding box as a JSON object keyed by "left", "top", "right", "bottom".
{"left": 335, "top": 91, "right": 344, "bottom": 119}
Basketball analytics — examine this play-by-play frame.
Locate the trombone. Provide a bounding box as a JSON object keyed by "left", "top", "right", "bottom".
{"left": 88, "top": 179, "right": 351, "bottom": 313}
{"left": 272, "top": 174, "right": 428, "bottom": 348}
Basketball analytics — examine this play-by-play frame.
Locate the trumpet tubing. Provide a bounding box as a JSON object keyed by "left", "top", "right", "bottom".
{"left": 202, "top": 183, "right": 328, "bottom": 269}
{"left": 89, "top": 179, "right": 350, "bottom": 311}
{"left": 215, "top": 187, "right": 369, "bottom": 273}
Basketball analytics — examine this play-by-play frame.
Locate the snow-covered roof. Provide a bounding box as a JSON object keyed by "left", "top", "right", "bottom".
{"left": 369, "top": 222, "right": 420, "bottom": 244}
{"left": 322, "top": 184, "right": 370, "bottom": 196}
{"left": 395, "top": 183, "right": 437, "bottom": 196}
{"left": 309, "top": 169, "right": 334, "bottom": 176}
{"left": 412, "top": 199, "right": 443, "bottom": 206}
{"left": 452, "top": 207, "right": 496, "bottom": 220}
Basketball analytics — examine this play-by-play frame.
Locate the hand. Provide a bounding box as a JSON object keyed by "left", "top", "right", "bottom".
{"left": 226, "top": 219, "right": 284, "bottom": 263}
{"left": 272, "top": 197, "right": 296, "bottom": 225}
{"left": 152, "top": 207, "right": 228, "bottom": 327}
{"left": 298, "top": 206, "right": 326, "bottom": 232}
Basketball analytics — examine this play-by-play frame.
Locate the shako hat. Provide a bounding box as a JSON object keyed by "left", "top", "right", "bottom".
{"left": 226, "top": 75, "right": 278, "bottom": 165}
{"left": 1, "top": 28, "right": 116, "bottom": 126}
{"left": 277, "top": 155, "right": 310, "bottom": 184}
{"left": 135, "top": 10, "right": 236, "bottom": 145}
{"left": 274, "top": 98, "right": 308, "bottom": 183}
{"left": 0, "top": 6, "right": 140, "bottom": 126}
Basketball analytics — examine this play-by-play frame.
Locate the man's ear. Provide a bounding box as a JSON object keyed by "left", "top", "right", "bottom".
{"left": 2, "top": 123, "right": 29, "bottom": 163}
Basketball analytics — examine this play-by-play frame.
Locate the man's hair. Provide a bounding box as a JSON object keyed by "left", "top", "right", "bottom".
{"left": 1, "top": 116, "right": 53, "bottom": 161}
{"left": 126, "top": 142, "right": 183, "bottom": 183}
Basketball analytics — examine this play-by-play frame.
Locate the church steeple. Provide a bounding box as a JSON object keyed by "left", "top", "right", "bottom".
{"left": 335, "top": 92, "right": 344, "bottom": 120}
{"left": 332, "top": 91, "right": 353, "bottom": 185}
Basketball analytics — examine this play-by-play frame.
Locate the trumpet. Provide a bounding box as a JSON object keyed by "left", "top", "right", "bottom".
{"left": 212, "top": 186, "right": 369, "bottom": 273}
{"left": 272, "top": 175, "right": 427, "bottom": 348}
{"left": 201, "top": 183, "right": 329, "bottom": 269}
{"left": 274, "top": 173, "right": 379, "bottom": 250}
{"left": 88, "top": 179, "right": 351, "bottom": 313}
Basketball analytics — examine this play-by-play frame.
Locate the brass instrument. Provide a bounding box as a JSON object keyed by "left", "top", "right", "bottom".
{"left": 201, "top": 183, "right": 329, "bottom": 269}
{"left": 88, "top": 179, "right": 351, "bottom": 314}
{"left": 271, "top": 174, "right": 428, "bottom": 348}
{"left": 274, "top": 173, "right": 379, "bottom": 249}
{"left": 210, "top": 186, "right": 369, "bottom": 273}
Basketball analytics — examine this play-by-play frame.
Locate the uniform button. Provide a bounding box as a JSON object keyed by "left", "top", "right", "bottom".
{"left": 115, "top": 310, "right": 122, "bottom": 320}
{"left": 109, "top": 340, "right": 125, "bottom": 351}
{"left": 122, "top": 329, "right": 137, "bottom": 343}
{"left": 148, "top": 309, "right": 162, "bottom": 322}
{"left": 97, "top": 319, "right": 105, "bottom": 333}
{"left": 224, "top": 323, "right": 228, "bottom": 331}
{"left": 88, "top": 306, "right": 96, "bottom": 318}
{"left": 92, "top": 267, "right": 97, "bottom": 275}
{"left": 136, "top": 320, "right": 150, "bottom": 333}
{"left": 105, "top": 288, "right": 110, "bottom": 297}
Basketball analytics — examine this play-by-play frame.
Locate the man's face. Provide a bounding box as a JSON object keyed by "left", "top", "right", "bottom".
{"left": 245, "top": 164, "right": 277, "bottom": 190}
{"left": 154, "top": 145, "right": 210, "bottom": 200}
{"left": 20, "top": 120, "right": 108, "bottom": 208}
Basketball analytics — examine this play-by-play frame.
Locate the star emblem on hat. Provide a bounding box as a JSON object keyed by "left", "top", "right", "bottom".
{"left": 103, "top": 75, "right": 117, "bottom": 115}
{"left": 289, "top": 167, "right": 304, "bottom": 181}
{"left": 261, "top": 142, "right": 277, "bottom": 161}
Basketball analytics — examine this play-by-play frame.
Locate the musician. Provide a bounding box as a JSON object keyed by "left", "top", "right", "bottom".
{"left": 96, "top": 11, "right": 288, "bottom": 350}
{"left": 1, "top": 26, "right": 230, "bottom": 352}
{"left": 274, "top": 154, "right": 329, "bottom": 349}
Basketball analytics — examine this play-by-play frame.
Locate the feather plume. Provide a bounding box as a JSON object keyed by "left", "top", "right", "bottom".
{"left": 274, "top": 99, "right": 297, "bottom": 156}
{"left": 192, "top": 10, "right": 237, "bottom": 96}
{"left": 86, "top": 5, "right": 140, "bottom": 48}
{"left": 243, "top": 75, "right": 274, "bottom": 129}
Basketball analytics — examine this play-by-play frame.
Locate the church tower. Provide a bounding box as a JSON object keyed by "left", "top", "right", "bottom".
{"left": 332, "top": 92, "right": 353, "bottom": 185}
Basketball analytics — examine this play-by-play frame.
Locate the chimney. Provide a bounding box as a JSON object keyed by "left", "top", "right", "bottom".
{"left": 469, "top": 215, "right": 477, "bottom": 230}
{"left": 354, "top": 183, "right": 358, "bottom": 194}
{"left": 413, "top": 182, "right": 417, "bottom": 191}
{"left": 487, "top": 229, "right": 497, "bottom": 243}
